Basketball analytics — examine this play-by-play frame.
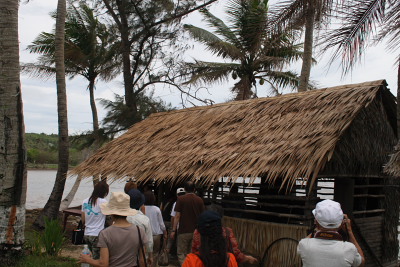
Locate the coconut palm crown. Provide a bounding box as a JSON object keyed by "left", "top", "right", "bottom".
{"left": 183, "top": 0, "right": 303, "bottom": 101}
{"left": 25, "top": 2, "right": 121, "bottom": 133}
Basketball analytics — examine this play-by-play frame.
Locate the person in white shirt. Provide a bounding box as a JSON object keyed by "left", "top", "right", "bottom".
{"left": 170, "top": 187, "right": 185, "bottom": 229}
{"left": 297, "top": 199, "right": 365, "bottom": 267}
{"left": 145, "top": 192, "right": 167, "bottom": 267}
{"left": 81, "top": 180, "right": 109, "bottom": 259}
{"left": 127, "top": 188, "right": 154, "bottom": 266}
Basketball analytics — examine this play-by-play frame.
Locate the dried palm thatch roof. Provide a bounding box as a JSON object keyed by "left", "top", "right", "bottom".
{"left": 72, "top": 80, "right": 393, "bottom": 188}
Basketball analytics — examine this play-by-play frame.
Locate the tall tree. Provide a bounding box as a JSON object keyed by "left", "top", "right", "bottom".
{"left": 0, "top": 0, "right": 27, "bottom": 256}
{"left": 95, "top": 0, "right": 219, "bottom": 127}
{"left": 183, "top": 0, "right": 302, "bottom": 100}
{"left": 34, "top": 0, "right": 69, "bottom": 228}
{"left": 270, "top": 0, "right": 336, "bottom": 92}
{"left": 25, "top": 2, "right": 121, "bottom": 137}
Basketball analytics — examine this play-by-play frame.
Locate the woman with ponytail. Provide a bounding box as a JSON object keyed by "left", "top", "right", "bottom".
{"left": 182, "top": 211, "right": 238, "bottom": 267}
{"left": 81, "top": 180, "right": 109, "bottom": 259}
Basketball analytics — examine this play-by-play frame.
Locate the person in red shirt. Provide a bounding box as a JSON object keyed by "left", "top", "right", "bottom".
{"left": 183, "top": 210, "right": 238, "bottom": 267}
{"left": 170, "top": 181, "right": 205, "bottom": 265}
{"left": 191, "top": 226, "right": 257, "bottom": 264}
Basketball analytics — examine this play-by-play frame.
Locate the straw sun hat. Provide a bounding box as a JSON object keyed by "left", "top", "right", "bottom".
{"left": 100, "top": 192, "right": 138, "bottom": 216}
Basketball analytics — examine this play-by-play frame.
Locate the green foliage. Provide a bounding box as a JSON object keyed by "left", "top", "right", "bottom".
{"left": 26, "top": 231, "right": 44, "bottom": 256}
{"left": 183, "top": 0, "right": 302, "bottom": 100}
{"left": 100, "top": 92, "right": 175, "bottom": 137}
{"left": 25, "top": 133, "right": 85, "bottom": 167}
{"left": 23, "top": 218, "right": 65, "bottom": 260}
{"left": 41, "top": 217, "right": 65, "bottom": 256}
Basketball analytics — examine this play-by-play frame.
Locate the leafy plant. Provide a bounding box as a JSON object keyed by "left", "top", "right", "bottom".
{"left": 26, "top": 231, "right": 44, "bottom": 256}
{"left": 41, "top": 217, "right": 65, "bottom": 256}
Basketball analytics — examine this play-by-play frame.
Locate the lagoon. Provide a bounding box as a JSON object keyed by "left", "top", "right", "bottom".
{"left": 26, "top": 170, "right": 125, "bottom": 209}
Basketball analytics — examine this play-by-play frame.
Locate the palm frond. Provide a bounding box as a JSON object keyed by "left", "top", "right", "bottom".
{"left": 27, "top": 32, "right": 56, "bottom": 55}
{"left": 377, "top": 1, "right": 400, "bottom": 51}
{"left": 184, "top": 24, "right": 243, "bottom": 60}
{"left": 199, "top": 8, "right": 242, "bottom": 49}
{"left": 226, "top": 0, "right": 268, "bottom": 53}
{"left": 264, "top": 70, "right": 300, "bottom": 90}
{"left": 21, "top": 63, "right": 56, "bottom": 80}
{"left": 320, "top": 0, "right": 386, "bottom": 73}
{"left": 183, "top": 60, "right": 240, "bottom": 85}
{"left": 268, "top": 0, "right": 307, "bottom": 33}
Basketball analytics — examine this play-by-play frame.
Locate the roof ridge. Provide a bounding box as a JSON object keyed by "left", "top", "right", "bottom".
{"left": 148, "top": 79, "right": 386, "bottom": 118}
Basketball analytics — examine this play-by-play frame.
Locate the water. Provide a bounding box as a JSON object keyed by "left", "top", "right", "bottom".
{"left": 27, "top": 170, "right": 125, "bottom": 209}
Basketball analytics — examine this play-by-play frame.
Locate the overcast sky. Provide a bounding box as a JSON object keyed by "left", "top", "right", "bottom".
{"left": 19, "top": 1, "right": 398, "bottom": 134}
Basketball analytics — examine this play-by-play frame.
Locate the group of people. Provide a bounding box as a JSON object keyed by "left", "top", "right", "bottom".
{"left": 78, "top": 180, "right": 256, "bottom": 267}
{"left": 78, "top": 179, "right": 366, "bottom": 267}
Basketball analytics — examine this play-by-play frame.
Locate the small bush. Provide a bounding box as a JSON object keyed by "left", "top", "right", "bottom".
{"left": 41, "top": 217, "right": 65, "bottom": 256}
{"left": 26, "top": 231, "right": 43, "bottom": 256}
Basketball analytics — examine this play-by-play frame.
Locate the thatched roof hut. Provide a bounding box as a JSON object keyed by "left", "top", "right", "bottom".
{"left": 72, "top": 79, "right": 396, "bottom": 189}
{"left": 72, "top": 79, "right": 399, "bottom": 266}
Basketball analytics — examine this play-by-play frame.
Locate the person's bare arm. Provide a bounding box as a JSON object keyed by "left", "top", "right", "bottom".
{"left": 79, "top": 247, "right": 109, "bottom": 267}
{"left": 344, "top": 214, "right": 365, "bottom": 267}
{"left": 81, "top": 212, "right": 85, "bottom": 225}
{"left": 170, "top": 212, "right": 180, "bottom": 239}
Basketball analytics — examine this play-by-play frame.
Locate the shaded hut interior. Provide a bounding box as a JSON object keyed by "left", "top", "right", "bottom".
{"left": 72, "top": 80, "right": 399, "bottom": 266}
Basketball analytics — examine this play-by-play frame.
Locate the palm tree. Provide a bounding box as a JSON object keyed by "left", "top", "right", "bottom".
{"left": 34, "top": 0, "right": 69, "bottom": 228}
{"left": 269, "top": 0, "right": 337, "bottom": 92}
{"left": 0, "top": 0, "right": 27, "bottom": 256}
{"left": 25, "top": 2, "right": 121, "bottom": 136}
{"left": 183, "top": 0, "right": 303, "bottom": 100}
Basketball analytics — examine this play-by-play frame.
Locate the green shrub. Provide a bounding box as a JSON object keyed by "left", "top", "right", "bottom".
{"left": 41, "top": 217, "right": 65, "bottom": 256}
{"left": 26, "top": 231, "right": 43, "bottom": 256}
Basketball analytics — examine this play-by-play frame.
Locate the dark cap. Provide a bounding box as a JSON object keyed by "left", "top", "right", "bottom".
{"left": 197, "top": 210, "right": 222, "bottom": 235}
{"left": 127, "top": 189, "right": 145, "bottom": 210}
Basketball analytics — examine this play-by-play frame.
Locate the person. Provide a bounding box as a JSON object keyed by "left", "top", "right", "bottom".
{"left": 170, "top": 181, "right": 205, "bottom": 265}
{"left": 79, "top": 192, "right": 148, "bottom": 267}
{"left": 127, "top": 188, "right": 154, "bottom": 266}
{"left": 81, "top": 180, "right": 109, "bottom": 260}
{"left": 124, "top": 180, "right": 146, "bottom": 214}
{"left": 297, "top": 199, "right": 365, "bottom": 267}
{"left": 182, "top": 210, "right": 238, "bottom": 267}
{"left": 145, "top": 191, "right": 168, "bottom": 267}
{"left": 191, "top": 220, "right": 258, "bottom": 264}
{"left": 170, "top": 187, "right": 185, "bottom": 229}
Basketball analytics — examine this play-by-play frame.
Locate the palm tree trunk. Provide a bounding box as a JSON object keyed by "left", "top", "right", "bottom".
{"left": 59, "top": 175, "right": 82, "bottom": 211}
{"left": 0, "top": 0, "right": 27, "bottom": 254}
{"left": 298, "top": 5, "right": 315, "bottom": 92}
{"left": 34, "top": 0, "right": 69, "bottom": 228}
{"left": 89, "top": 79, "right": 99, "bottom": 133}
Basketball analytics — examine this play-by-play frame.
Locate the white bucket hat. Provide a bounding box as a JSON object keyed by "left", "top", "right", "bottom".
{"left": 100, "top": 192, "right": 138, "bottom": 216}
{"left": 312, "top": 199, "right": 344, "bottom": 229}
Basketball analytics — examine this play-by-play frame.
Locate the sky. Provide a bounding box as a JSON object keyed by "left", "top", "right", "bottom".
{"left": 18, "top": 1, "right": 398, "bottom": 134}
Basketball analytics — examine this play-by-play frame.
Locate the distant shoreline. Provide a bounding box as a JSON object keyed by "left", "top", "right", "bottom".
{"left": 27, "top": 164, "right": 76, "bottom": 171}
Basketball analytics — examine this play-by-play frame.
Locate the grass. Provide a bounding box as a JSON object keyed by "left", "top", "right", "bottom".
{"left": 13, "top": 255, "right": 78, "bottom": 267}
{"left": 22, "top": 210, "right": 81, "bottom": 267}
